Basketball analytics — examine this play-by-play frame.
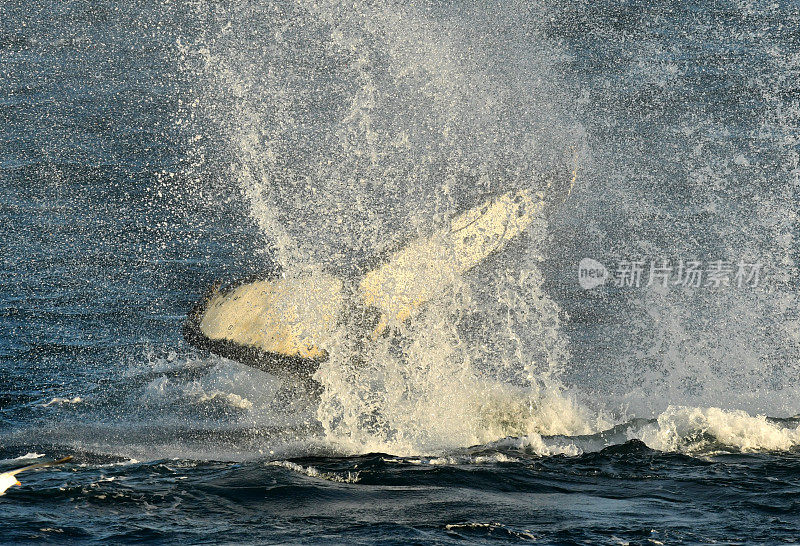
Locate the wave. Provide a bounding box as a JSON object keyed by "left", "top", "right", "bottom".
{"left": 268, "top": 460, "right": 360, "bottom": 483}
{"left": 635, "top": 405, "right": 800, "bottom": 454}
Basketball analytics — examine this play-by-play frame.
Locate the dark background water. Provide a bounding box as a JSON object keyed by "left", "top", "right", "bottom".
{"left": 2, "top": 0, "right": 799, "bottom": 543}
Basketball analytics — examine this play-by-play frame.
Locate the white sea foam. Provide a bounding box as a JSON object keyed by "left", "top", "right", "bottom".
{"left": 499, "top": 434, "right": 582, "bottom": 457}
{"left": 444, "top": 522, "right": 536, "bottom": 541}
{"left": 78, "top": 459, "right": 139, "bottom": 468}
{"left": 4, "top": 452, "right": 45, "bottom": 463}
{"left": 406, "top": 452, "right": 521, "bottom": 465}
{"left": 42, "top": 396, "right": 83, "bottom": 407}
{"left": 268, "top": 460, "right": 360, "bottom": 483}
{"left": 635, "top": 405, "right": 800, "bottom": 453}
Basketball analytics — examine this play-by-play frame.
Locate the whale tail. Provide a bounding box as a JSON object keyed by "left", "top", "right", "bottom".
{"left": 183, "top": 170, "right": 574, "bottom": 387}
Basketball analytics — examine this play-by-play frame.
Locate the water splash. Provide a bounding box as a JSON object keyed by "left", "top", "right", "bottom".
{"left": 636, "top": 406, "right": 800, "bottom": 454}
{"left": 179, "top": 0, "right": 799, "bottom": 456}
{"left": 181, "top": 0, "right": 592, "bottom": 454}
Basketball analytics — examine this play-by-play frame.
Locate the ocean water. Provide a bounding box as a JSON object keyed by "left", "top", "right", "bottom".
{"left": 2, "top": 0, "right": 799, "bottom": 543}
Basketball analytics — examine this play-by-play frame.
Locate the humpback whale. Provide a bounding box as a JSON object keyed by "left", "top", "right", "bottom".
{"left": 183, "top": 171, "right": 574, "bottom": 387}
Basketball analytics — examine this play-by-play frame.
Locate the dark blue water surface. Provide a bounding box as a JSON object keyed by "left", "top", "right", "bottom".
{"left": 2, "top": 0, "right": 799, "bottom": 543}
